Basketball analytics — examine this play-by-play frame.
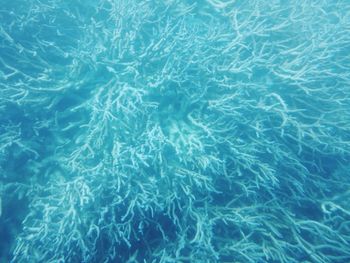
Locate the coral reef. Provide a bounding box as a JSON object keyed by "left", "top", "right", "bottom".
{"left": 1, "top": 0, "right": 350, "bottom": 262}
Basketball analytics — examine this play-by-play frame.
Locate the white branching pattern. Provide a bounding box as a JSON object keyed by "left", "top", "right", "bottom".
{"left": 1, "top": 0, "right": 350, "bottom": 262}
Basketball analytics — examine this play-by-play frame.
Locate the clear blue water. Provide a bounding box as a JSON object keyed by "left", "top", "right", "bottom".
{"left": 1, "top": 0, "right": 350, "bottom": 262}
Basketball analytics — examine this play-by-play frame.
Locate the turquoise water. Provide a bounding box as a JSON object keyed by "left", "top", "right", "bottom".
{"left": 1, "top": 0, "right": 350, "bottom": 262}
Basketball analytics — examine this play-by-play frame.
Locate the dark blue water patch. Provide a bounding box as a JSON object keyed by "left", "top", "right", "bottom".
{"left": 0, "top": 192, "right": 29, "bottom": 262}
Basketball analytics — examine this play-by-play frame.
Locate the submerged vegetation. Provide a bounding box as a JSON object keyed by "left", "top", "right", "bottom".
{"left": 1, "top": 0, "right": 350, "bottom": 262}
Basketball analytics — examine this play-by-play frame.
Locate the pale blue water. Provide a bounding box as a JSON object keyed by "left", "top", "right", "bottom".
{"left": 1, "top": 1, "right": 350, "bottom": 262}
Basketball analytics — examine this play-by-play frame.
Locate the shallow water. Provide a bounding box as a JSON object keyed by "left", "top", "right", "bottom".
{"left": 1, "top": 0, "right": 350, "bottom": 262}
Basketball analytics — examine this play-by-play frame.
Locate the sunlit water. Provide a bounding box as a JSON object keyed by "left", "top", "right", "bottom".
{"left": 1, "top": 1, "right": 350, "bottom": 262}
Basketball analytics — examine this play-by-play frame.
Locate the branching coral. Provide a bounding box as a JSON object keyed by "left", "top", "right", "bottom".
{"left": 1, "top": 0, "right": 350, "bottom": 262}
